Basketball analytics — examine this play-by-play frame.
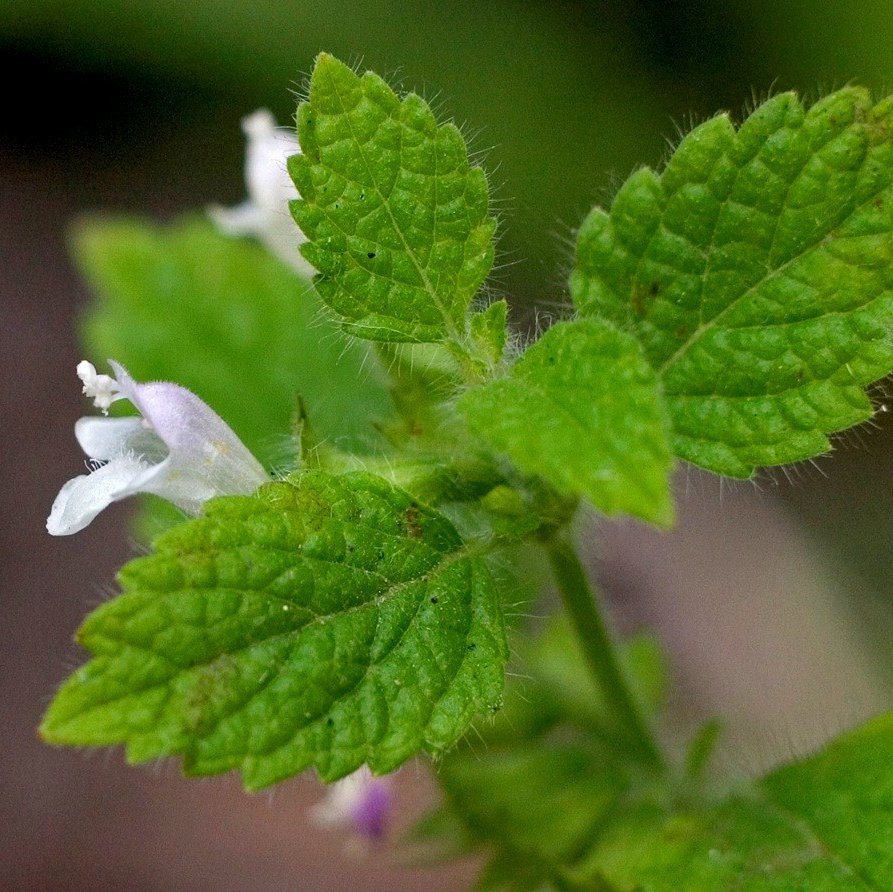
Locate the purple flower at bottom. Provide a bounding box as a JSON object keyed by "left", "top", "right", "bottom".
{"left": 311, "top": 766, "right": 394, "bottom": 843}
{"left": 47, "top": 360, "right": 267, "bottom": 535}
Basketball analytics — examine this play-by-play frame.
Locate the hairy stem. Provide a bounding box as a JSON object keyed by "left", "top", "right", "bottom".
{"left": 547, "top": 533, "right": 665, "bottom": 771}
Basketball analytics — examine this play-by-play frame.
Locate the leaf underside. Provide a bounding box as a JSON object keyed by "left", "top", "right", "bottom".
{"left": 460, "top": 319, "right": 674, "bottom": 524}
{"left": 290, "top": 53, "right": 496, "bottom": 343}
{"left": 573, "top": 88, "right": 893, "bottom": 477}
{"left": 41, "top": 472, "right": 507, "bottom": 790}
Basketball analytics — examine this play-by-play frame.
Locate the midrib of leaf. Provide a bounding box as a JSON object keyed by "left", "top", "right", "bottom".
{"left": 326, "top": 67, "right": 460, "bottom": 342}
{"left": 77, "top": 536, "right": 490, "bottom": 719}
{"left": 655, "top": 138, "right": 889, "bottom": 382}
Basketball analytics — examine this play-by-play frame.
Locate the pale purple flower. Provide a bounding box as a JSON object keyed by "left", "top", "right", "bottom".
{"left": 311, "top": 766, "right": 393, "bottom": 843}
{"left": 47, "top": 361, "right": 267, "bottom": 536}
{"left": 209, "top": 108, "right": 314, "bottom": 277}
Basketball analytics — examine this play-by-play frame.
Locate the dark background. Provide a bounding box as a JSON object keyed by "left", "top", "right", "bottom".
{"left": 6, "top": 1, "right": 893, "bottom": 888}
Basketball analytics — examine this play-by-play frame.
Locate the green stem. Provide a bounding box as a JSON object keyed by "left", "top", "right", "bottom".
{"left": 547, "top": 533, "right": 665, "bottom": 771}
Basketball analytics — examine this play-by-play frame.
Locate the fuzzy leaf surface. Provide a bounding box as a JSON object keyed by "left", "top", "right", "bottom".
{"left": 573, "top": 88, "right": 893, "bottom": 476}
{"left": 290, "top": 53, "right": 496, "bottom": 342}
{"left": 41, "top": 472, "right": 507, "bottom": 789}
{"left": 459, "top": 319, "right": 673, "bottom": 524}
{"left": 75, "top": 218, "right": 393, "bottom": 462}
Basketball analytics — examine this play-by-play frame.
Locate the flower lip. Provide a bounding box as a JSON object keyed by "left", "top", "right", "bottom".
{"left": 75, "top": 416, "right": 166, "bottom": 463}
{"left": 47, "top": 360, "right": 268, "bottom": 536}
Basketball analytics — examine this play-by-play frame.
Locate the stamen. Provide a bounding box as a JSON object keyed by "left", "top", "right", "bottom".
{"left": 76, "top": 360, "right": 122, "bottom": 415}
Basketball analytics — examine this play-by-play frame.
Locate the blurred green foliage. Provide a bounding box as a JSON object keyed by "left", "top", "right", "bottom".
{"left": 9, "top": 0, "right": 893, "bottom": 302}
{"left": 10, "top": 0, "right": 893, "bottom": 302}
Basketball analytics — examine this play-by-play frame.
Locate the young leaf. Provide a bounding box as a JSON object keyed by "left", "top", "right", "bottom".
{"left": 290, "top": 53, "right": 496, "bottom": 343}
{"left": 459, "top": 318, "right": 674, "bottom": 525}
{"left": 75, "top": 218, "right": 393, "bottom": 461}
{"left": 573, "top": 88, "right": 893, "bottom": 477}
{"left": 41, "top": 472, "right": 507, "bottom": 789}
{"left": 469, "top": 300, "right": 509, "bottom": 367}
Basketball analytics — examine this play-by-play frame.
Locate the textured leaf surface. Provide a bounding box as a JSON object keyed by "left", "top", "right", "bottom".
{"left": 41, "top": 472, "right": 507, "bottom": 789}
{"left": 436, "top": 712, "right": 893, "bottom": 889}
{"left": 572, "top": 88, "right": 893, "bottom": 476}
{"left": 290, "top": 53, "right": 496, "bottom": 342}
{"left": 459, "top": 319, "right": 673, "bottom": 524}
{"left": 75, "top": 217, "right": 393, "bottom": 463}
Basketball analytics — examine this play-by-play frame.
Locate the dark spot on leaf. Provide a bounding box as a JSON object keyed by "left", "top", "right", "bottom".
{"left": 649, "top": 281, "right": 660, "bottom": 296}
{"left": 467, "top": 642, "right": 476, "bottom": 651}
{"left": 430, "top": 596, "right": 439, "bottom": 604}
{"left": 326, "top": 717, "right": 334, "bottom": 726}
{"left": 367, "top": 252, "right": 376, "bottom": 259}
{"left": 359, "top": 193, "right": 366, "bottom": 200}
{"left": 377, "top": 549, "right": 385, "bottom": 561}
{"left": 404, "top": 504, "right": 423, "bottom": 539}
{"left": 676, "top": 326, "right": 688, "bottom": 339}
{"left": 631, "top": 281, "right": 648, "bottom": 316}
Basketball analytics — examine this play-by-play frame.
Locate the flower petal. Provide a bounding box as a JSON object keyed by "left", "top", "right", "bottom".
{"left": 108, "top": 361, "right": 268, "bottom": 496}
{"left": 46, "top": 455, "right": 152, "bottom": 536}
{"left": 242, "top": 108, "right": 300, "bottom": 213}
{"left": 75, "top": 416, "right": 167, "bottom": 463}
{"left": 207, "top": 201, "right": 266, "bottom": 237}
{"left": 112, "top": 456, "right": 218, "bottom": 516}
{"left": 310, "top": 766, "right": 393, "bottom": 841}
{"left": 209, "top": 108, "right": 314, "bottom": 277}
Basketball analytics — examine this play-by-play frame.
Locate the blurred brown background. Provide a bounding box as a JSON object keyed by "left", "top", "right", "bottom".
{"left": 6, "top": 1, "right": 893, "bottom": 888}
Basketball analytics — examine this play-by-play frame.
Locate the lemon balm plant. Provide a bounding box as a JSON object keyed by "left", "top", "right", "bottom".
{"left": 42, "top": 53, "right": 893, "bottom": 887}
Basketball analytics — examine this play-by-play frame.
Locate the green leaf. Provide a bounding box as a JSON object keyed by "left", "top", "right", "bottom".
{"left": 74, "top": 217, "right": 394, "bottom": 464}
{"left": 469, "top": 299, "right": 509, "bottom": 367}
{"left": 290, "top": 53, "right": 496, "bottom": 343}
{"left": 572, "top": 88, "right": 893, "bottom": 477}
{"left": 459, "top": 318, "right": 674, "bottom": 525}
{"left": 423, "top": 620, "right": 667, "bottom": 873}
{"left": 577, "top": 710, "right": 893, "bottom": 889}
{"left": 436, "top": 711, "right": 893, "bottom": 889}
{"left": 441, "top": 743, "right": 629, "bottom": 890}
{"left": 41, "top": 472, "right": 507, "bottom": 789}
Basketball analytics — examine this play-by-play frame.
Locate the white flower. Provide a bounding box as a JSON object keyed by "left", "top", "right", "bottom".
{"left": 47, "top": 361, "right": 268, "bottom": 536}
{"left": 310, "top": 766, "right": 393, "bottom": 843}
{"left": 209, "top": 108, "right": 314, "bottom": 278}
